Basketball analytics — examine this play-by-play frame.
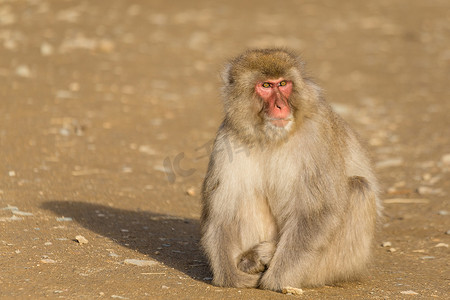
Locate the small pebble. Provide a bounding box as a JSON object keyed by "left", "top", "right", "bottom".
{"left": 0, "top": 215, "right": 23, "bottom": 221}
{"left": 437, "top": 210, "right": 449, "bottom": 216}
{"left": 12, "top": 210, "right": 33, "bottom": 216}
{"left": 434, "top": 243, "right": 448, "bottom": 248}
{"left": 75, "top": 235, "right": 88, "bottom": 244}
{"left": 111, "top": 295, "right": 128, "bottom": 299}
{"left": 60, "top": 128, "right": 70, "bottom": 137}
{"left": 441, "top": 153, "right": 450, "bottom": 165}
{"left": 420, "top": 256, "right": 435, "bottom": 260}
{"left": 186, "top": 187, "right": 196, "bottom": 196}
{"left": 401, "top": 290, "right": 418, "bottom": 295}
{"left": 56, "top": 217, "right": 73, "bottom": 222}
{"left": 44, "top": 242, "right": 52, "bottom": 246}
{"left": 417, "top": 186, "right": 441, "bottom": 195}
{"left": 381, "top": 241, "right": 392, "bottom": 247}
{"left": 161, "top": 285, "right": 169, "bottom": 289}
{"left": 2, "top": 205, "right": 18, "bottom": 211}
{"left": 446, "top": 230, "right": 450, "bottom": 235}
{"left": 40, "top": 42, "right": 54, "bottom": 56}
{"left": 282, "top": 286, "right": 304, "bottom": 295}
{"left": 124, "top": 259, "right": 158, "bottom": 266}
{"left": 122, "top": 167, "right": 133, "bottom": 173}
{"left": 3, "top": 205, "right": 33, "bottom": 216}
{"left": 388, "top": 248, "right": 397, "bottom": 252}
{"left": 41, "top": 258, "right": 56, "bottom": 264}
{"left": 138, "top": 145, "right": 156, "bottom": 155}
{"left": 15, "top": 65, "right": 32, "bottom": 78}
{"left": 384, "top": 198, "right": 429, "bottom": 204}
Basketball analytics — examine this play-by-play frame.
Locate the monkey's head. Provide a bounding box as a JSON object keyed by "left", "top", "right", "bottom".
{"left": 222, "top": 49, "right": 316, "bottom": 145}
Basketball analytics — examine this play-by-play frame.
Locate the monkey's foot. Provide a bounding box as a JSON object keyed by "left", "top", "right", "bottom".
{"left": 258, "top": 272, "right": 284, "bottom": 292}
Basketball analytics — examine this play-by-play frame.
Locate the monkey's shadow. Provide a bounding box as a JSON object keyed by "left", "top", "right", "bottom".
{"left": 41, "top": 201, "right": 210, "bottom": 281}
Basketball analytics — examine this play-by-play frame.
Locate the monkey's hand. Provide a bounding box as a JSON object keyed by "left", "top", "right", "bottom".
{"left": 238, "top": 250, "right": 265, "bottom": 274}
{"left": 237, "top": 241, "right": 276, "bottom": 274}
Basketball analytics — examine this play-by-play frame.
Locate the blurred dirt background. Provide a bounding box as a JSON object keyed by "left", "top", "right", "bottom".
{"left": 1, "top": 0, "right": 449, "bottom": 299}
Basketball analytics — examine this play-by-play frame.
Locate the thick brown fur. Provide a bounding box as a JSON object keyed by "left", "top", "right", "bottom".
{"left": 200, "top": 49, "right": 381, "bottom": 291}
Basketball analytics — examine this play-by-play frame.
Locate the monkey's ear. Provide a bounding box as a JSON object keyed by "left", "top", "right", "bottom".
{"left": 221, "top": 63, "right": 235, "bottom": 85}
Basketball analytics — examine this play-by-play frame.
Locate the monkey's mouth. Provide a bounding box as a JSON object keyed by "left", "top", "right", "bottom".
{"left": 270, "top": 118, "right": 291, "bottom": 128}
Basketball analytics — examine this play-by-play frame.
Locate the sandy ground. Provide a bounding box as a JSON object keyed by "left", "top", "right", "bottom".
{"left": 1, "top": 0, "right": 449, "bottom": 299}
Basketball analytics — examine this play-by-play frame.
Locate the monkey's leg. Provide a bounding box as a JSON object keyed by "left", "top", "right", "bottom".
{"left": 320, "top": 176, "right": 378, "bottom": 281}
{"left": 303, "top": 176, "right": 378, "bottom": 285}
{"left": 307, "top": 176, "right": 378, "bottom": 285}
{"left": 259, "top": 176, "right": 377, "bottom": 291}
{"left": 202, "top": 221, "right": 261, "bottom": 288}
{"left": 237, "top": 241, "right": 276, "bottom": 274}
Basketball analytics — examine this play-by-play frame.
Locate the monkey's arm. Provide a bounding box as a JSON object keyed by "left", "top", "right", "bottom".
{"left": 200, "top": 134, "right": 262, "bottom": 288}
{"left": 258, "top": 205, "right": 341, "bottom": 291}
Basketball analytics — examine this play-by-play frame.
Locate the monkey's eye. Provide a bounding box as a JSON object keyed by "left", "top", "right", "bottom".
{"left": 279, "top": 81, "right": 287, "bottom": 86}
{"left": 262, "top": 82, "right": 271, "bottom": 88}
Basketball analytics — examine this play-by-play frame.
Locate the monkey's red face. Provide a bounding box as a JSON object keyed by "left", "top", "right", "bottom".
{"left": 255, "top": 78, "right": 293, "bottom": 128}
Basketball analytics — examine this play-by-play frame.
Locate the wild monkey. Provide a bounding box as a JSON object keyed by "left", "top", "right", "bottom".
{"left": 200, "top": 49, "right": 380, "bottom": 291}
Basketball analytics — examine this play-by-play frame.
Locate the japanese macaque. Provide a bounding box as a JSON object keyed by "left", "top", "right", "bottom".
{"left": 200, "top": 49, "right": 381, "bottom": 291}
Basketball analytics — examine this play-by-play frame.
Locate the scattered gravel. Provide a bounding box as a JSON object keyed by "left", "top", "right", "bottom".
{"left": 0, "top": 1, "right": 448, "bottom": 298}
